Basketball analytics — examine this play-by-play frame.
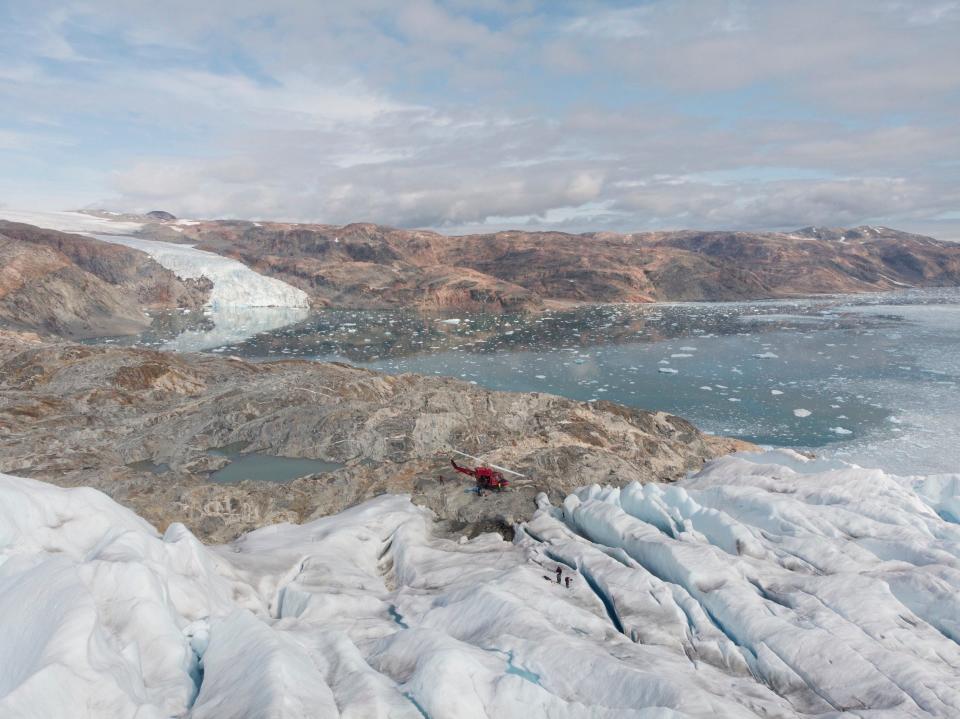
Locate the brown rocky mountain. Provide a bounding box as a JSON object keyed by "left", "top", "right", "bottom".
{"left": 0, "top": 221, "right": 211, "bottom": 337}
{"left": 4, "top": 214, "right": 957, "bottom": 338}
{"left": 149, "top": 220, "right": 960, "bottom": 312}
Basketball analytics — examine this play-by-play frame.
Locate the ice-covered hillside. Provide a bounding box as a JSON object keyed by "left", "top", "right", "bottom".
{"left": 0, "top": 208, "right": 146, "bottom": 235}
{"left": 90, "top": 234, "right": 309, "bottom": 310}
{"left": 0, "top": 210, "right": 308, "bottom": 309}
{"left": 2, "top": 452, "right": 960, "bottom": 718}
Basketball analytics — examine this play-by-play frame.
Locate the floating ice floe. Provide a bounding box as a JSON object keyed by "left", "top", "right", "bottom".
{"left": 793, "top": 408, "right": 812, "bottom": 417}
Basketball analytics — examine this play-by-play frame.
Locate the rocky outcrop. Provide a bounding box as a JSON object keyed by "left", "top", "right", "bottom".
{"left": 0, "top": 236, "right": 153, "bottom": 338}
{"left": 145, "top": 210, "right": 177, "bottom": 221}
{"left": 0, "top": 221, "right": 211, "bottom": 337}
{"left": 147, "top": 220, "right": 960, "bottom": 311}
{"left": 0, "top": 331, "right": 746, "bottom": 542}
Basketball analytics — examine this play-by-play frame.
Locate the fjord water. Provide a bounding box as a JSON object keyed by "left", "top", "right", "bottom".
{"left": 112, "top": 289, "right": 960, "bottom": 475}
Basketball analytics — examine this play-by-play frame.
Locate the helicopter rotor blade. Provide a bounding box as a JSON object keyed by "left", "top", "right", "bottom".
{"left": 450, "top": 449, "right": 526, "bottom": 477}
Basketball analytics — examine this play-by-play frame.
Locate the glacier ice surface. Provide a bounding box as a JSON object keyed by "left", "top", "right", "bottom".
{"left": 89, "top": 234, "right": 309, "bottom": 310}
{"left": 3, "top": 451, "right": 960, "bottom": 717}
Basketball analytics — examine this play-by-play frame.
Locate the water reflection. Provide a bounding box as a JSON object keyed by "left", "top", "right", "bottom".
{"left": 161, "top": 306, "right": 309, "bottom": 352}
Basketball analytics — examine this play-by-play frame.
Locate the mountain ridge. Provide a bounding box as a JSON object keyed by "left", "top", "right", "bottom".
{"left": 141, "top": 218, "right": 960, "bottom": 312}
{"left": 3, "top": 211, "right": 960, "bottom": 339}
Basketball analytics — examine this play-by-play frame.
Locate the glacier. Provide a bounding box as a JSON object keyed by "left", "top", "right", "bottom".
{"left": 2, "top": 451, "right": 960, "bottom": 718}
{"left": 0, "top": 209, "right": 309, "bottom": 348}
{"left": 88, "top": 234, "right": 309, "bottom": 311}
{"left": 0, "top": 209, "right": 308, "bottom": 310}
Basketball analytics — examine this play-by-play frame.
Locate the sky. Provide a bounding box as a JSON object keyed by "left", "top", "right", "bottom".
{"left": 1, "top": 0, "right": 959, "bottom": 237}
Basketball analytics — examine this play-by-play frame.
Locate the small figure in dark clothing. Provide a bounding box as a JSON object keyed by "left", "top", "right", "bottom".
{"left": 564, "top": 576, "right": 572, "bottom": 589}
{"left": 555, "top": 566, "right": 562, "bottom": 584}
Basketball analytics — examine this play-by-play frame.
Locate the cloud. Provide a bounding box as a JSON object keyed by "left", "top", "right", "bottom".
{"left": 564, "top": 7, "right": 653, "bottom": 39}
{"left": 0, "top": 0, "right": 958, "bottom": 238}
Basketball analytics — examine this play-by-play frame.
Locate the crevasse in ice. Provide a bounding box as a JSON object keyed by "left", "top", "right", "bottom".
{"left": 2, "top": 450, "right": 960, "bottom": 717}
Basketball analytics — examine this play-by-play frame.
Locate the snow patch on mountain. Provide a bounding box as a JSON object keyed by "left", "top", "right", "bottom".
{"left": 0, "top": 209, "right": 144, "bottom": 235}
{"left": 2, "top": 452, "right": 960, "bottom": 717}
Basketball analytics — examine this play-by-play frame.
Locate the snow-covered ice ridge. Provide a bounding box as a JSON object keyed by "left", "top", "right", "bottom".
{"left": 0, "top": 210, "right": 308, "bottom": 309}
{"left": 2, "top": 452, "right": 960, "bottom": 718}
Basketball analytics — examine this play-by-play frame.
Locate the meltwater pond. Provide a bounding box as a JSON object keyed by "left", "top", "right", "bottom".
{"left": 103, "top": 289, "right": 960, "bottom": 475}
{"left": 207, "top": 446, "right": 342, "bottom": 484}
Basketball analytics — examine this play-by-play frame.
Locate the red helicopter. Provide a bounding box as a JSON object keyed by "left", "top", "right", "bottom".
{"left": 449, "top": 450, "right": 524, "bottom": 493}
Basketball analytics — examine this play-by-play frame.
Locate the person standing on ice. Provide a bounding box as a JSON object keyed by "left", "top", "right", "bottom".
{"left": 565, "top": 576, "right": 572, "bottom": 589}
{"left": 556, "top": 566, "right": 562, "bottom": 584}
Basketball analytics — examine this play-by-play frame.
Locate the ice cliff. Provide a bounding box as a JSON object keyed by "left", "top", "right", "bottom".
{"left": 1, "top": 451, "right": 959, "bottom": 717}
{"left": 90, "top": 234, "right": 309, "bottom": 310}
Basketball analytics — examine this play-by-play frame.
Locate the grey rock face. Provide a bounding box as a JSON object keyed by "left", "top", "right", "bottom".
{"left": 0, "top": 331, "right": 749, "bottom": 542}
{"left": 145, "top": 210, "right": 177, "bottom": 221}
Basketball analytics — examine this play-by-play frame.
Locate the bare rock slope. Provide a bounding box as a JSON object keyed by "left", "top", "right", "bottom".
{"left": 0, "top": 330, "right": 746, "bottom": 541}
{"left": 0, "top": 221, "right": 210, "bottom": 337}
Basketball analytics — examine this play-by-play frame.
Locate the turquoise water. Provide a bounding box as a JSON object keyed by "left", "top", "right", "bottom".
{"left": 103, "top": 289, "right": 960, "bottom": 474}
{"left": 209, "top": 450, "right": 342, "bottom": 484}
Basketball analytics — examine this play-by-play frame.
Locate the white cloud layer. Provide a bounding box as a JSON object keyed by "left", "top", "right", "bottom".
{"left": 0, "top": 0, "right": 958, "bottom": 237}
